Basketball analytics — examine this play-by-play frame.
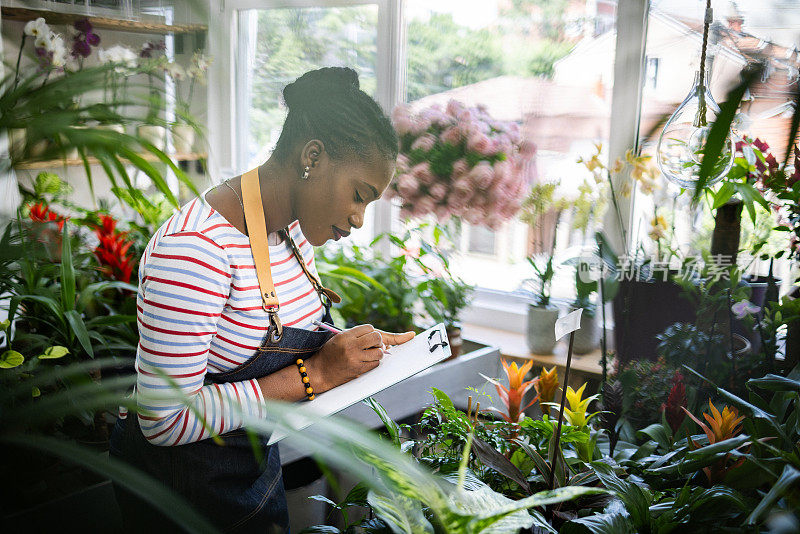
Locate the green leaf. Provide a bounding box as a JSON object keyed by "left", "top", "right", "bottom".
{"left": 635, "top": 423, "right": 671, "bottom": 451}
{"left": 1, "top": 433, "right": 220, "bottom": 534}
{"left": 0, "top": 319, "right": 9, "bottom": 331}
{"left": 60, "top": 222, "right": 75, "bottom": 311}
{"left": 65, "top": 310, "right": 94, "bottom": 358}
{"left": 31, "top": 386, "right": 41, "bottom": 397}
{"left": 748, "top": 374, "right": 800, "bottom": 393}
{"left": 368, "top": 490, "right": 433, "bottom": 534}
{"left": 561, "top": 512, "right": 635, "bottom": 533}
{"left": 365, "top": 397, "right": 401, "bottom": 447}
{"left": 38, "top": 345, "right": 70, "bottom": 360}
{"left": 747, "top": 465, "right": 800, "bottom": 524}
{"left": 0, "top": 350, "right": 25, "bottom": 369}
{"left": 308, "top": 494, "right": 340, "bottom": 509}
{"left": 712, "top": 181, "right": 736, "bottom": 209}
{"left": 445, "top": 485, "right": 608, "bottom": 533}
{"left": 694, "top": 63, "right": 763, "bottom": 201}
{"left": 471, "top": 436, "right": 531, "bottom": 493}
{"left": 589, "top": 462, "right": 651, "bottom": 530}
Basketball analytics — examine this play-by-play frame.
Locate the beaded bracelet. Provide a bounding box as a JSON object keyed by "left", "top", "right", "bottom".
{"left": 295, "top": 358, "right": 315, "bottom": 400}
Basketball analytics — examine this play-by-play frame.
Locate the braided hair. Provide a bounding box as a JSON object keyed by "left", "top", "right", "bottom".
{"left": 273, "top": 67, "right": 398, "bottom": 164}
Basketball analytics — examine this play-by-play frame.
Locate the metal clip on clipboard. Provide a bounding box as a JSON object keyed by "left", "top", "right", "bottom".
{"left": 427, "top": 328, "right": 449, "bottom": 353}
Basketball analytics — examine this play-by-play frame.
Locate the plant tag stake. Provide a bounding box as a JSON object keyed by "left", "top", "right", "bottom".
{"left": 555, "top": 308, "right": 582, "bottom": 341}
{"left": 548, "top": 308, "right": 583, "bottom": 491}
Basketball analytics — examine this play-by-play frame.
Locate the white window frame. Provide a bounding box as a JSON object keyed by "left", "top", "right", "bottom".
{"left": 208, "top": 0, "right": 402, "bottom": 255}
{"left": 207, "top": 0, "right": 648, "bottom": 332}
{"left": 466, "top": 0, "right": 650, "bottom": 330}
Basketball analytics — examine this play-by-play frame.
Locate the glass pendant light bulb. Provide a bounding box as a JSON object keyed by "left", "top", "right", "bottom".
{"left": 656, "top": 70, "right": 734, "bottom": 189}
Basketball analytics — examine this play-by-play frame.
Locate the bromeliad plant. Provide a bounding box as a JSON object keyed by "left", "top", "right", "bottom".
{"left": 483, "top": 359, "right": 538, "bottom": 434}
{"left": 533, "top": 366, "right": 558, "bottom": 417}
{"left": 683, "top": 400, "right": 746, "bottom": 483}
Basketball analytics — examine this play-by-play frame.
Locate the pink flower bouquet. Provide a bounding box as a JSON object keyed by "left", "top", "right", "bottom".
{"left": 389, "top": 100, "right": 534, "bottom": 230}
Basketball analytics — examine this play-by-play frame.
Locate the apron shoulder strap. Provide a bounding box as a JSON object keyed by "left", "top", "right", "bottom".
{"left": 241, "top": 168, "right": 283, "bottom": 341}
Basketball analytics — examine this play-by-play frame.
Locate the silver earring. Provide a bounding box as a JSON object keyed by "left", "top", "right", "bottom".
{"left": 302, "top": 166, "right": 310, "bottom": 180}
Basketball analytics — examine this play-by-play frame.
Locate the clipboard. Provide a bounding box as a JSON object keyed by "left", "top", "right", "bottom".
{"left": 267, "top": 323, "right": 451, "bottom": 444}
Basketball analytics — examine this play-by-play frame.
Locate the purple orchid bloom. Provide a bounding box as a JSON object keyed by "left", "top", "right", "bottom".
{"left": 74, "top": 18, "right": 92, "bottom": 34}
{"left": 732, "top": 300, "right": 761, "bottom": 320}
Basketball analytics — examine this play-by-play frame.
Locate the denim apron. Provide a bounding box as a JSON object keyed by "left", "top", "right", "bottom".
{"left": 111, "top": 168, "right": 341, "bottom": 533}
{"left": 109, "top": 306, "right": 334, "bottom": 533}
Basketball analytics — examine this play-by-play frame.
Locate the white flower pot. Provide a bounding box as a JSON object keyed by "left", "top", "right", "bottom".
{"left": 137, "top": 125, "right": 166, "bottom": 151}
{"left": 172, "top": 124, "right": 195, "bottom": 153}
{"left": 526, "top": 305, "right": 559, "bottom": 354}
{"left": 573, "top": 312, "right": 601, "bottom": 354}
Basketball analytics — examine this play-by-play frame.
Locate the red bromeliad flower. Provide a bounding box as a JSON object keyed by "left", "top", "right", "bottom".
{"left": 661, "top": 371, "right": 687, "bottom": 434}
{"left": 93, "top": 214, "right": 135, "bottom": 283}
{"left": 28, "top": 202, "right": 67, "bottom": 231}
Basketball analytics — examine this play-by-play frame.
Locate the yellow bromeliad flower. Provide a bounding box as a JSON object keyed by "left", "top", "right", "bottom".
{"left": 684, "top": 400, "right": 745, "bottom": 444}
{"left": 534, "top": 366, "right": 558, "bottom": 417}
{"left": 563, "top": 383, "right": 600, "bottom": 427}
{"left": 683, "top": 401, "right": 746, "bottom": 483}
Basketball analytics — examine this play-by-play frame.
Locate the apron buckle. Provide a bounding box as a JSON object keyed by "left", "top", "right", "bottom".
{"left": 268, "top": 311, "right": 283, "bottom": 343}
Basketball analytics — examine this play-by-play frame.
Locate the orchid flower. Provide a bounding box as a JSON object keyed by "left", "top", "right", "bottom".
{"left": 731, "top": 299, "right": 760, "bottom": 319}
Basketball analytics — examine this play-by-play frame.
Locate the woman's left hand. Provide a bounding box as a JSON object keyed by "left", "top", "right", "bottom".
{"left": 375, "top": 329, "right": 415, "bottom": 348}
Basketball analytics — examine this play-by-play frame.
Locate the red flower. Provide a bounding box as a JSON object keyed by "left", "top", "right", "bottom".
{"left": 753, "top": 138, "right": 770, "bottom": 153}
{"left": 93, "top": 214, "right": 135, "bottom": 283}
{"left": 28, "top": 202, "right": 67, "bottom": 231}
{"left": 661, "top": 371, "right": 686, "bottom": 434}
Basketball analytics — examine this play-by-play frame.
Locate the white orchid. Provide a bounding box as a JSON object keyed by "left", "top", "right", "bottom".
{"left": 98, "top": 45, "right": 137, "bottom": 72}
{"left": 24, "top": 17, "right": 48, "bottom": 38}
{"left": 34, "top": 33, "right": 52, "bottom": 50}
{"left": 186, "top": 52, "right": 212, "bottom": 83}
{"left": 162, "top": 61, "right": 186, "bottom": 81}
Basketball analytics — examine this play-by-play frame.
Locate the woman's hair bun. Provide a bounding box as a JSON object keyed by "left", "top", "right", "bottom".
{"left": 283, "top": 67, "right": 360, "bottom": 110}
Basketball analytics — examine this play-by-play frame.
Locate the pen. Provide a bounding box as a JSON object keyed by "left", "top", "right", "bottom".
{"left": 311, "top": 320, "right": 391, "bottom": 354}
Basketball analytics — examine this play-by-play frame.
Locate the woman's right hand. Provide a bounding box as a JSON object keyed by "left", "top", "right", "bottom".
{"left": 307, "top": 324, "right": 385, "bottom": 393}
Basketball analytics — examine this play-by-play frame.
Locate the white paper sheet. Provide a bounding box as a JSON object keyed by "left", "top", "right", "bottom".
{"left": 268, "top": 323, "right": 451, "bottom": 444}
{"left": 555, "top": 308, "right": 583, "bottom": 341}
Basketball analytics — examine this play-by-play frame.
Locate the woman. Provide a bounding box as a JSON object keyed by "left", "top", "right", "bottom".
{"left": 110, "top": 67, "right": 414, "bottom": 532}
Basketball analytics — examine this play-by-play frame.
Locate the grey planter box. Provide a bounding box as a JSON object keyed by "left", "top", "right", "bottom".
{"left": 279, "top": 339, "right": 501, "bottom": 465}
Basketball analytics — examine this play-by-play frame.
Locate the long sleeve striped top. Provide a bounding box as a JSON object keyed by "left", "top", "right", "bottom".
{"left": 132, "top": 188, "right": 325, "bottom": 446}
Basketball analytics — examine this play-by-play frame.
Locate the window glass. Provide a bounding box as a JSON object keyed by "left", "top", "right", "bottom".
{"left": 399, "top": 0, "right": 618, "bottom": 298}
{"left": 237, "top": 5, "right": 379, "bottom": 245}
{"left": 639, "top": 0, "right": 800, "bottom": 285}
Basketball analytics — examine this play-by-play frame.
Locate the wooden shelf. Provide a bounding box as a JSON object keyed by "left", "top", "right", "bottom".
{"left": 461, "top": 323, "right": 605, "bottom": 389}
{"left": 1, "top": 6, "right": 207, "bottom": 35}
{"left": 14, "top": 152, "right": 206, "bottom": 170}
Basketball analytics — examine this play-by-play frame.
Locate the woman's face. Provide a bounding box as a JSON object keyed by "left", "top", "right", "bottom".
{"left": 296, "top": 152, "right": 394, "bottom": 246}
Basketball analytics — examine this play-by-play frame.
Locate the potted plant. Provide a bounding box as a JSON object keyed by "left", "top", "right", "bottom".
{"left": 524, "top": 253, "right": 558, "bottom": 354}
{"left": 571, "top": 260, "right": 600, "bottom": 354}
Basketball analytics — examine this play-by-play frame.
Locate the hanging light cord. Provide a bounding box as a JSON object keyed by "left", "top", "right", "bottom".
{"left": 696, "top": 0, "right": 713, "bottom": 127}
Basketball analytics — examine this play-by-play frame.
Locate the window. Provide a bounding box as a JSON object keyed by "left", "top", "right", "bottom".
{"left": 636, "top": 1, "right": 800, "bottom": 286}
{"left": 398, "top": 0, "right": 617, "bottom": 298}
{"left": 233, "top": 2, "right": 381, "bottom": 246}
